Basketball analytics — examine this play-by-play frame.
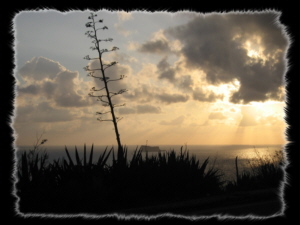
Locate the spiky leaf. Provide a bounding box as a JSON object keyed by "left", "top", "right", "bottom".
{"left": 65, "top": 146, "right": 74, "bottom": 167}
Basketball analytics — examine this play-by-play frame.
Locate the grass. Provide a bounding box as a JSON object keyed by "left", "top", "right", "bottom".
{"left": 16, "top": 144, "right": 285, "bottom": 214}
{"left": 225, "top": 148, "right": 284, "bottom": 192}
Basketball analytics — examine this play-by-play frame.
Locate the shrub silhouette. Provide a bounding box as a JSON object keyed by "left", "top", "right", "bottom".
{"left": 17, "top": 145, "right": 225, "bottom": 213}
{"left": 225, "top": 150, "right": 284, "bottom": 192}
{"left": 16, "top": 143, "right": 283, "bottom": 213}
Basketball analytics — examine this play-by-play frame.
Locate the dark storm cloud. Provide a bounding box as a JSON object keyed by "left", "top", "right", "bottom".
{"left": 230, "top": 59, "right": 285, "bottom": 103}
{"left": 138, "top": 39, "right": 171, "bottom": 54}
{"left": 166, "top": 12, "right": 288, "bottom": 104}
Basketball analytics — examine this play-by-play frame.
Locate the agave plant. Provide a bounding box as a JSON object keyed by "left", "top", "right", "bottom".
{"left": 64, "top": 144, "right": 112, "bottom": 170}
{"left": 17, "top": 144, "right": 228, "bottom": 213}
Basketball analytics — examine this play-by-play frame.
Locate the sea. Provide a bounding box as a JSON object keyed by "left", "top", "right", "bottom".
{"left": 15, "top": 144, "right": 284, "bottom": 181}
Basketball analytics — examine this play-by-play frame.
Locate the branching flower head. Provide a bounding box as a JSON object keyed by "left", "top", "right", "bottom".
{"left": 85, "top": 22, "right": 93, "bottom": 28}
{"left": 84, "top": 12, "right": 126, "bottom": 150}
{"left": 41, "top": 139, "right": 47, "bottom": 145}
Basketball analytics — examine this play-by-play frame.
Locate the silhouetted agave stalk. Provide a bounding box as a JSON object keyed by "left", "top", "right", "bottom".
{"left": 84, "top": 12, "right": 127, "bottom": 161}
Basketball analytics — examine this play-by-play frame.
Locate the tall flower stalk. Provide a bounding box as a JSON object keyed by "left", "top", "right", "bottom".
{"left": 84, "top": 12, "right": 126, "bottom": 159}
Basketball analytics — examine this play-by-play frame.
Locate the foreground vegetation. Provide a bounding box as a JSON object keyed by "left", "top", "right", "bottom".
{"left": 16, "top": 143, "right": 284, "bottom": 214}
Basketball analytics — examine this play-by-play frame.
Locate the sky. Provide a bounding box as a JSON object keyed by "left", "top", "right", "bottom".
{"left": 13, "top": 9, "right": 289, "bottom": 147}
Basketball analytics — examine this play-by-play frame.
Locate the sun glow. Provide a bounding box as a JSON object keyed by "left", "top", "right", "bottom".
{"left": 207, "top": 79, "right": 241, "bottom": 102}
{"left": 241, "top": 36, "right": 268, "bottom": 63}
{"left": 249, "top": 100, "right": 285, "bottom": 113}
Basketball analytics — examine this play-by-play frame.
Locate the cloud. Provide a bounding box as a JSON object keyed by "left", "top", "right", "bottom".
{"left": 166, "top": 12, "right": 288, "bottom": 104}
{"left": 17, "top": 84, "right": 41, "bottom": 95}
{"left": 160, "top": 115, "right": 185, "bottom": 126}
{"left": 139, "top": 39, "right": 172, "bottom": 54}
{"left": 258, "top": 114, "right": 283, "bottom": 126}
{"left": 156, "top": 56, "right": 169, "bottom": 70}
{"left": 118, "top": 107, "right": 136, "bottom": 115}
{"left": 138, "top": 29, "right": 173, "bottom": 55}
{"left": 156, "top": 57, "right": 176, "bottom": 82}
{"left": 87, "top": 59, "right": 130, "bottom": 107}
{"left": 127, "top": 41, "right": 140, "bottom": 51}
{"left": 114, "top": 24, "right": 132, "bottom": 37}
{"left": 117, "top": 11, "right": 133, "bottom": 22}
{"left": 114, "top": 11, "right": 133, "bottom": 37}
{"left": 123, "top": 85, "right": 154, "bottom": 103}
{"left": 238, "top": 106, "right": 258, "bottom": 126}
{"left": 17, "top": 57, "right": 92, "bottom": 107}
{"left": 193, "top": 87, "right": 223, "bottom": 102}
{"left": 19, "top": 57, "right": 64, "bottom": 81}
{"left": 208, "top": 112, "right": 226, "bottom": 120}
{"left": 15, "top": 102, "right": 74, "bottom": 123}
{"left": 117, "top": 104, "right": 161, "bottom": 114}
{"left": 53, "top": 70, "right": 90, "bottom": 107}
{"left": 89, "top": 59, "right": 129, "bottom": 94}
{"left": 156, "top": 92, "right": 189, "bottom": 104}
{"left": 136, "top": 105, "right": 162, "bottom": 114}
{"left": 159, "top": 69, "right": 176, "bottom": 82}
{"left": 178, "top": 75, "right": 194, "bottom": 91}
{"left": 229, "top": 60, "right": 285, "bottom": 103}
{"left": 43, "top": 81, "right": 56, "bottom": 99}
{"left": 110, "top": 52, "right": 138, "bottom": 64}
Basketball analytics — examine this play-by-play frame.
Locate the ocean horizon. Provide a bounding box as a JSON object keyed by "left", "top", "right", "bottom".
{"left": 15, "top": 144, "right": 284, "bottom": 160}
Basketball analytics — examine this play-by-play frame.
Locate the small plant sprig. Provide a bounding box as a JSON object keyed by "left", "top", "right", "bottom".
{"left": 26, "top": 131, "right": 48, "bottom": 165}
